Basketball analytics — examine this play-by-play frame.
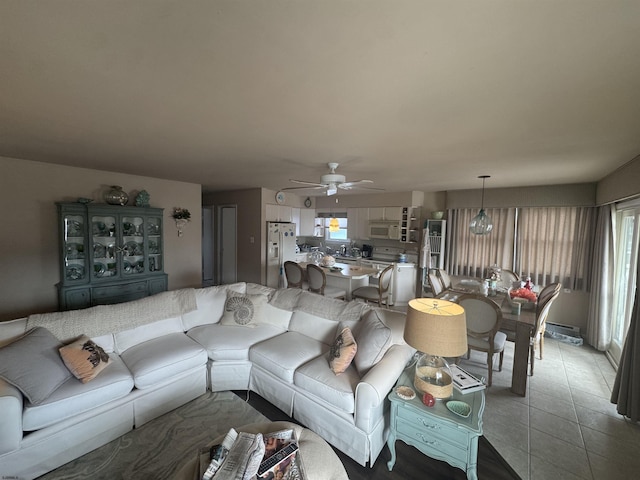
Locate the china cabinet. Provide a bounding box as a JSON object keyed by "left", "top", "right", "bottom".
{"left": 57, "top": 203, "right": 168, "bottom": 310}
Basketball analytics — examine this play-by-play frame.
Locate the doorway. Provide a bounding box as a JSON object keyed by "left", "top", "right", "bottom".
{"left": 218, "top": 205, "right": 238, "bottom": 284}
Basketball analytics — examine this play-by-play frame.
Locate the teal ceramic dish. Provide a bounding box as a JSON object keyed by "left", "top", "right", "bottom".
{"left": 446, "top": 400, "right": 471, "bottom": 418}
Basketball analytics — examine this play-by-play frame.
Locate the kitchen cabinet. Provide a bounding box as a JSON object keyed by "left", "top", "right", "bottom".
{"left": 400, "top": 206, "right": 421, "bottom": 244}
{"left": 347, "top": 207, "right": 370, "bottom": 241}
{"left": 266, "top": 204, "right": 292, "bottom": 222}
{"left": 57, "top": 202, "right": 168, "bottom": 311}
{"left": 299, "top": 208, "right": 316, "bottom": 236}
{"left": 368, "top": 207, "right": 403, "bottom": 222}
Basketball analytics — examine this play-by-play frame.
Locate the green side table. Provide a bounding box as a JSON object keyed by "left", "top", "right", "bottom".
{"left": 387, "top": 367, "right": 485, "bottom": 480}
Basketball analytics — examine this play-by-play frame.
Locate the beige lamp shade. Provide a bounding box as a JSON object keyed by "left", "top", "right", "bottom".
{"left": 404, "top": 298, "right": 467, "bottom": 357}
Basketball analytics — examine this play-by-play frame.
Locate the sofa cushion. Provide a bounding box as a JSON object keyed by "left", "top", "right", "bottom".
{"left": 250, "top": 332, "right": 329, "bottom": 383}
{"left": 59, "top": 335, "right": 112, "bottom": 383}
{"left": 294, "top": 355, "right": 359, "bottom": 414}
{"left": 0, "top": 327, "right": 72, "bottom": 405}
{"left": 329, "top": 327, "right": 357, "bottom": 375}
{"left": 181, "top": 283, "right": 247, "bottom": 330}
{"left": 220, "top": 292, "right": 267, "bottom": 327}
{"left": 259, "top": 303, "right": 293, "bottom": 330}
{"left": 289, "top": 311, "right": 339, "bottom": 345}
{"left": 187, "top": 324, "right": 283, "bottom": 361}
{"left": 352, "top": 309, "right": 393, "bottom": 375}
{"left": 114, "top": 316, "right": 184, "bottom": 354}
{"left": 22, "top": 354, "right": 134, "bottom": 431}
{"left": 119, "top": 333, "right": 208, "bottom": 389}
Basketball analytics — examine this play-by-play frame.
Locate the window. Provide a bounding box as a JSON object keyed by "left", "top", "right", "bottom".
{"left": 324, "top": 217, "right": 348, "bottom": 241}
{"left": 446, "top": 206, "right": 595, "bottom": 291}
{"left": 609, "top": 203, "right": 640, "bottom": 364}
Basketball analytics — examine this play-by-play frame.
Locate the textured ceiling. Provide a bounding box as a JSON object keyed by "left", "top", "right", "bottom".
{"left": 1, "top": 1, "right": 639, "bottom": 195}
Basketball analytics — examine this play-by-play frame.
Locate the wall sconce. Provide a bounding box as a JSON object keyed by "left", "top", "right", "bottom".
{"left": 172, "top": 207, "right": 191, "bottom": 237}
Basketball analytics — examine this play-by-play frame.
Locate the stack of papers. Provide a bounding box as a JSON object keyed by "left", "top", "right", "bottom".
{"left": 450, "top": 364, "right": 486, "bottom": 394}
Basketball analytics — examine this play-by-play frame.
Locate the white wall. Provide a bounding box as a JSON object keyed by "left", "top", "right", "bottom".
{"left": 0, "top": 156, "right": 202, "bottom": 321}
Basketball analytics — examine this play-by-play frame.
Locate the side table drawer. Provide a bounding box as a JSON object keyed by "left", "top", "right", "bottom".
{"left": 397, "top": 405, "right": 468, "bottom": 447}
{"left": 397, "top": 417, "right": 468, "bottom": 464}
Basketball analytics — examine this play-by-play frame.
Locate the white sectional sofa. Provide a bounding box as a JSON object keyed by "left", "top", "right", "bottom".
{"left": 0, "top": 282, "right": 414, "bottom": 479}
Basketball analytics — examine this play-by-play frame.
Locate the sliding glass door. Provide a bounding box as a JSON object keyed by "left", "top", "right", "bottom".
{"left": 609, "top": 202, "right": 640, "bottom": 365}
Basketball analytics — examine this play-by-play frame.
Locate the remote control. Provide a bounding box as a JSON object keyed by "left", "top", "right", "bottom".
{"left": 257, "top": 442, "right": 299, "bottom": 476}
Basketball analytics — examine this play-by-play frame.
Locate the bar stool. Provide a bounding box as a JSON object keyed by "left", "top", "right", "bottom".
{"left": 284, "top": 261, "right": 308, "bottom": 289}
{"left": 351, "top": 264, "right": 393, "bottom": 307}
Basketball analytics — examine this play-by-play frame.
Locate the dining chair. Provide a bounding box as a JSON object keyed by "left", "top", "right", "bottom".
{"left": 352, "top": 264, "right": 393, "bottom": 307}
{"left": 284, "top": 261, "right": 308, "bottom": 289}
{"left": 306, "top": 264, "right": 347, "bottom": 300}
{"left": 531, "top": 282, "right": 561, "bottom": 370}
{"left": 436, "top": 268, "right": 453, "bottom": 290}
{"left": 456, "top": 293, "right": 506, "bottom": 387}
{"left": 427, "top": 272, "right": 445, "bottom": 297}
{"left": 499, "top": 269, "right": 520, "bottom": 290}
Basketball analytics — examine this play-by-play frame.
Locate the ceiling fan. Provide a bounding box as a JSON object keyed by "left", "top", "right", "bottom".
{"left": 282, "top": 162, "right": 383, "bottom": 196}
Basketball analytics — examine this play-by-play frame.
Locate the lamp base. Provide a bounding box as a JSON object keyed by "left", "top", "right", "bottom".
{"left": 413, "top": 354, "right": 453, "bottom": 399}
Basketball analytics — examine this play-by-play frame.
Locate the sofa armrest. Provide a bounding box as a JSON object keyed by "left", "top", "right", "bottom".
{"left": 353, "top": 344, "right": 415, "bottom": 432}
{"left": 0, "top": 379, "right": 23, "bottom": 455}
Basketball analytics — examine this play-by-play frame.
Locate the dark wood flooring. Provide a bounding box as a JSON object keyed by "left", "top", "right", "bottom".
{"left": 233, "top": 391, "right": 521, "bottom": 480}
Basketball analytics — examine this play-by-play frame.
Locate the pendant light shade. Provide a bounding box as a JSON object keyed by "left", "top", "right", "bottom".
{"left": 470, "top": 175, "right": 493, "bottom": 235}
{"left": 329, "top": 217, "right": 340, "bottom": 232}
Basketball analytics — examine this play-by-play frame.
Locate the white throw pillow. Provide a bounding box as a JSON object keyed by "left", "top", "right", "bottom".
{"left": 352, "top": 309, "right": 392, "bottom": 375}
{"left": 219, "top": 292, "right": 267, "bottom": 327}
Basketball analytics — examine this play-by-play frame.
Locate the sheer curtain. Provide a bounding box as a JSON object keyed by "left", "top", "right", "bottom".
{"left": 516, "top": 207, "right": 596, "bottom": 290}
{"left": 445, "top": 208, "right": 516, "bottom": 278}
{"left": 586, "top": 205, "right": 615, "bottom": 351}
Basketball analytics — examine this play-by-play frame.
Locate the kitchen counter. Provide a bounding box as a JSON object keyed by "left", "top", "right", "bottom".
{"left": 299, "top": 262, "right": 379, "bottom": 300}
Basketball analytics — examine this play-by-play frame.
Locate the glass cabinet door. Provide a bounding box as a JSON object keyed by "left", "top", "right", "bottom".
{"left": 147, "top": 216, "right": 163, "bottom": 272}
{"left": 62, "top": 213, "right": 87, "bottom": 281}
{"left": 122, "top": 214, "right": 145, "bottom": 275}
{"left": 91, "top": 214, "right": 118, "bottom": 278}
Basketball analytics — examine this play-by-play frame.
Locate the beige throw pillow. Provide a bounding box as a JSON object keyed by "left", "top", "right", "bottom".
{"left": 352, "top": 310, "right": 392, "bottom": 375}
{"left": 219, "top": 291, "right": 266, "bottom": 327}
{"left": 329, "top": 327, "right": 358, "bottom": 375}
{"left": 59, "top": 335, "right": 112, "bottom": 383}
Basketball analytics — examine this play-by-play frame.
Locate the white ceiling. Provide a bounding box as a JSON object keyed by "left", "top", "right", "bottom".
{"left": 1, "top": 1, "right": 639, "bottom": 195}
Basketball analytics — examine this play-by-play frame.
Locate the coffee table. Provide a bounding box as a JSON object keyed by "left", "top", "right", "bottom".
{"left": 176, "top": 420, "right": 348, "bottom": 480}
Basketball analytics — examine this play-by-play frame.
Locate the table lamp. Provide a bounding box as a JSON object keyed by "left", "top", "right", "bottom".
{"left": 404, "top": 298, "right": 467, "bottom": 399}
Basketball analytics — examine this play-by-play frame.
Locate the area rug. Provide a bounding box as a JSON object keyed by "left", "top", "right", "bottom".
{"left": 37, "top": 391, "right": 268, "bottom": 480}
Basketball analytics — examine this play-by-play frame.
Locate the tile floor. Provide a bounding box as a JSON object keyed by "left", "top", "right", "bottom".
{"left": 457, "top": 337, "right": 640, "bottom": 480}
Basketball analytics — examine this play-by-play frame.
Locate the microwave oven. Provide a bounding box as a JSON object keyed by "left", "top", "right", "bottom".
{"left": 368, "top": 221, "right": 401, "bottom": 240}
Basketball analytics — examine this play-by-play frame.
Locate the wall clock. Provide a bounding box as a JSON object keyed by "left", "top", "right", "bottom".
{"left": 275, "top": 191, "right": 286, "bottom": 205}
{"left": 304, "top": 197, "right": 312, "bottom": 208}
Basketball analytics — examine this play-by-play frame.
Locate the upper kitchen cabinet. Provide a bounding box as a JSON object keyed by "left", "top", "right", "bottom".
{"left": 57, "top": 203, "right": 168, "bottom": 310}
{"left": 368, "top": 207, "right": 402, "bottom": 221}
{"left": 299, "top": 208, "right": 316, "bottom": 236}
{"left": 347, "top": 208, "right": 370, "bottom": 241}
{"left": 266, "top": 204, "right": 292, "bottom": 223}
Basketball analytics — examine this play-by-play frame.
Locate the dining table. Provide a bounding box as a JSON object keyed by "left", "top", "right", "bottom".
{"left": 436, "top": 278, "right": 537, "bottom": 396}
{"left": 298, "top": 262, "right": 380, "bottom": 301}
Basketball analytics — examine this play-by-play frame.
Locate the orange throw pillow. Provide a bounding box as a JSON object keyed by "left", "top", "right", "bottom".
{"left": 329, "top": 327, "right": 357, "bottom": 375}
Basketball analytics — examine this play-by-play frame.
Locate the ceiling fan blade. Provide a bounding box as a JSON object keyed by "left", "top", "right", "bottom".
{"left": 289, "top": 179, "right": 326, "bottom": 187}
{"left": 339, "top": 179, "right": 373, "bottom": 188}
{"left": 281, "top": 185, "right": 327, "bottom": 191}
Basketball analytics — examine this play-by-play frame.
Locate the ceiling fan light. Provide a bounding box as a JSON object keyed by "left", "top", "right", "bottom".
{"left": 326, "top": 183, "right": 338, "bottom": 196}
{"left": 469, "top": 209, "right": 493, "bottom": 235}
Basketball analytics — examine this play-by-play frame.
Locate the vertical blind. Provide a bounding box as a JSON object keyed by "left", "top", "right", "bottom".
{"left": 446, "top": 206, "right": 596, "bottom": 290}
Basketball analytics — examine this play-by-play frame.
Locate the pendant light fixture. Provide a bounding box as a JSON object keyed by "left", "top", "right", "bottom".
{"left": 469, "top": 175, "right": 493, "bottom": 235}
{"left": 329, "top": 217, "right": 340, "bottom": 232}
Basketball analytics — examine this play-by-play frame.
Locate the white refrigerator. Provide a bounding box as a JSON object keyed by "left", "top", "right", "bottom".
{"left": 266, "top": 222, "right": 297, "bottom": 288}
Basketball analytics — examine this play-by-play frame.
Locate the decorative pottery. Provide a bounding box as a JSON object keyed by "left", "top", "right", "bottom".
{"left": 105, "top": 186, "right": 129, "bottom": 206}
{"left": 431, "top": 211, "right": 444, "bottom": 220}
{"left": 135, "top": 190, "right": 150, "bottom": 207}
